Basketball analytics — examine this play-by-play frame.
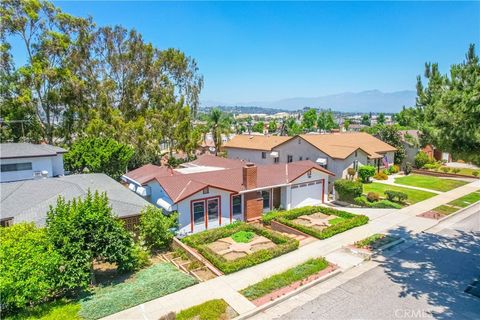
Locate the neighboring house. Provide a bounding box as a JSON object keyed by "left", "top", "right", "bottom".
{"left": 0, "top": 143, "right": 66, "bottom": 183}
{"left": 399, "top": 130, "right": 452, "bottom": 164}
{"left": 0, "top": 173, "right": 150, "bottom": 230}
{"left": 122, "top": 154, "right": 334, "bottom": 235}
{"left": 223, "top": 132, "right": 396, "bottom": 189}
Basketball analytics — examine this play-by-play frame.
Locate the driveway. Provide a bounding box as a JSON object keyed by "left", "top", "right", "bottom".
{"left": 279, "top": 209, "right": 480, "bottom": 320}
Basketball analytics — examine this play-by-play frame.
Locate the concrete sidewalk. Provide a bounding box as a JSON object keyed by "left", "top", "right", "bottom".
{"left": 103, "top": 180, "right": 479, "bottom": 320}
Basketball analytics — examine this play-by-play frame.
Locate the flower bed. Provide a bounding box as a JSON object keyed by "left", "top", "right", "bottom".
{"left": 240, "top": 258, "right": 335, "bottom": 306}
{"left": 354, "top": 234, "right": 399, "bottom": 251}
{"left": 262, "top": 206, "right": 368, "bottom": 240}
{"left": 181, "top": 223, "right": 299, "bottom": 274}
{"left": 176, "top": 299, "right": 237, "bottom": 320}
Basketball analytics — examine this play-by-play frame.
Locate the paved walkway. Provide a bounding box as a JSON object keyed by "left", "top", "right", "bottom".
{"left": 103, "top": 180, "right": 480, "bottom": 320}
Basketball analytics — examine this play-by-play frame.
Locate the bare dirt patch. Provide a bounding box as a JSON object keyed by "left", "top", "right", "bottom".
{"left": 417, "top": 211, "right": 446, "bottom": 220}
{"left": 207, "top": 234, "right": 277, "bottom": 261}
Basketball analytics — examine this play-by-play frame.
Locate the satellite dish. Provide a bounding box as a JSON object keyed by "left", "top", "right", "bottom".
{"left": 209, "top": 147, "right": 216, "bottom": 152}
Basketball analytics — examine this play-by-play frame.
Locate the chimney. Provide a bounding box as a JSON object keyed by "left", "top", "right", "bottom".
{"left": 243, "top": 163, "right": 257, "bottom": 189}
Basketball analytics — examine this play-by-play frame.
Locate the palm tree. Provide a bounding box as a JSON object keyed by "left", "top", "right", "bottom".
{"left": 207, "top": 108, "right": 231, "bottom": 155}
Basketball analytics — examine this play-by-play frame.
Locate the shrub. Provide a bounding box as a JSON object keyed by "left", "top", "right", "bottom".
{"left": 182, "top": 223, "right": 299, "bottom": 274}
{"left": 374, "top": 172, "right": 388, "bottom": 180}
{"left": 139, "top": 206, "right": 178, "bottom": 253}
{"left": 334, "top": 179, "right": 363, "bottom": 202}
{"left": 176, "top": 299, "right": 229, "bottom": 320}
{"left": 441, "top": 167, "right": 450, "bottom": 173}
{"left": 404, "top": 162, "right": 412, "bottom": 175}
{"left": 423, "top": 163, "right": 438, "bottom": 170}
{"left": 414, "top": 151, "right": 430, "bottom": 169}
{"left": 354, "top": 197, "right": 401, "bottom": 209}
{"left": 452, "top": 168, "right": 461, "bottom": 174}
{"left": 358, "top": 165, "right": 376, "bottom": 183}
{"left": 388, "top": 165, "right": 400, "bottom": 174}
{"left": 384, "top": 190, "right": 408, "bottom": 203}
{"left": 354, "top": 196, "right": 370, "bottom": 207}
{"left": 473, "top": 171, "right": 479, "bottom": 177}
{"left": 367, "top": 192, "right": 380, "bottom": 202}
{"left": 0, "top": 223, "right": 62, "bottom": 314}
{"left": 347, "top": 168, "right": 356, "bottom": 179}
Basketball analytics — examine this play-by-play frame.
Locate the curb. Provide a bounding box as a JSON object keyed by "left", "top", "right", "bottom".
{"left": 233, "top": 268, "right": 342, "bottom": 320}
{"left": 423, "top": 200, "right": 480, "bottom": 232}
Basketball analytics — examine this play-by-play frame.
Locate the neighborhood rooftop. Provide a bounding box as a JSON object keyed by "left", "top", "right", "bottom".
{"left": 0, "top": 173, "right": 150, "bottom": 226}
{"left": 0, "top": 143, "right": 67, "bottom": 159}
{"left": 223, "top": 135, "right": 291, "bottom": 151}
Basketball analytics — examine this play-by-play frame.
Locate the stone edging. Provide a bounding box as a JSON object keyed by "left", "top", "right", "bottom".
{"left": 233, "top": 268, "right": 341, "bottom": 320}
{"left": 270, "top": 220, "right": 311, "bottom": 238}
{"left": 412, "top": 169, "right": 479, "bottom": 179}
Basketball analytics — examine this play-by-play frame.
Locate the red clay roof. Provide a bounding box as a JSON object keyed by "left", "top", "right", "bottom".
{"left": 156, "top": 160, "right": 334, "bottom": 203}
{"left": 124, "top": 164, "right": 179, "bottom": 184}
{"left": 186, "top": 154, "right": 246, "bottom": 169}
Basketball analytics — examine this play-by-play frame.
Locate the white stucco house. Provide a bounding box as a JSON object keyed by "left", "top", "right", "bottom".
{"left": 223, "top": 132, "right": 397, "bottom": 190}
{"left": 122, "top": 155, "right": 334, "bottom": 236}
{"left": 0, "top": 143, "right": 67, "bottom": 183}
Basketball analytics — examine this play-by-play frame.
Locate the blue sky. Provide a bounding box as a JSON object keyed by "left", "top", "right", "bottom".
{"left": 11, "top": 1, "right": 480, "bottom": 103}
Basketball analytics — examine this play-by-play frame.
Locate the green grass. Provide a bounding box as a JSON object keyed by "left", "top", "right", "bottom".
{"left": 442, "top": 167, "right": 479, "bottom": 176}
{"left": 176, "top": 299, "right": 230, "bottom": 320}
{"left": 363, "top": 183, "right": 436, "bottom": 205}
{"left": 4, "top": 299, "right": 81, "bottom": 320}
{"left": 448, "top": 191, "right": 480, "bottom": 208}
{"left": 432, "top": 205, "right": 459, "bottom": 215}
{"left": 354, "top": 234, "right": 385, "bottom": 248}
{"left": 394, "top": 174, "right": 468, "bottom": 192}
{"left": 240, "top": 258, "right": 329, "bottom": 300}
{"left": 328, "top": 217, "right": 346, "bottom": 225}
{"left": 78, "top": 262, "right": 197, "bottom": 320}
{"left": 231, "top": 230, "right": 255, "bottom": 243}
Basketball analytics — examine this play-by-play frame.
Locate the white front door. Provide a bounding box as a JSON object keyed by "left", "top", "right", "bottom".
{"left": 290, "top": 180, "right": 323, "bottom": 208}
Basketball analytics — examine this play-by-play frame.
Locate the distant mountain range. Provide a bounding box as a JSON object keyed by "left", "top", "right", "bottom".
{"left": 202, "top": 90, "right": 416, "bottom": 113}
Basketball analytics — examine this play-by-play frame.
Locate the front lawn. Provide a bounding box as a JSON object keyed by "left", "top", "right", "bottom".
{"left": 181, "top": 223, "right": 299, "bottom": 274}
{"left": 448, "top": 191, "right": 480, "bottom": 208}
{"left": 240, "top": 258, "right": 329, "bottom": 300}
{"left": 176, "top": 299, "right": 236, "bottom": 320}
{"left": 363, "top": 183, "right": 436, "bottom": 205}
{"left": 394, "top": 174, "right": 468, "bottom": 192}
{"left": 442, "top": 167, "right": 479, "bottom": 177}
{"left": 262, "top": 206, "right": 368, "bottom": 240}
{"left": 432, "top": 205, "right": 459, "bottom": 215}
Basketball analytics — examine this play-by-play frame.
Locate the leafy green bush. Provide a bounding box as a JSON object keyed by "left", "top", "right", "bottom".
{"left": 240, "top": 258, "right": 329, "bottom": 300}
{"left": 473, "top": 171, "right": 479, "bottom": 177}
{"left": 354, "top": 197, "right": 401, "bottom": 209}
{"left": 373, "top": 172, "right": 388, "bottom": 180}
{"left": 388, "top": 165, "right": 400, "bottom": 174}
{"left": 182, "top": 223, "right": 299, "bottom": 274}
{"left": 139, "top": 206, "right": 178, "bottom": 252}
{"left": 414, "top": 151, "right": 431, "bottom": 169}
{"left": 262, "top": 206, "right": 320, "bottom": 225}
{"left": 441, "top": 167, "right": 450, "bottom": 173}
{"left": 358, "top": 165, "right": 376, "bottom": 183}
{"left": 4, "top": 298, "right": 81, "bottom": 320}
{"left": 451, "top": 168, "right": 461, "bottom": 174}
{"left": 334, "top": 179, "right": 363, "bottom": 202}
{"left": 423, "top": 163, "right": 439, "bottom": 170}
{"left": 176, "top": 299, "right": 229, "bottom": 320}
{"left": 47, "top": 191, "right": 140, "bottom": 291}
{"left": 0, "top": 223, "right": 62, "bottom": 314}
{"left": 384, "top": 190, "right": 408, "bottom": 203}
{"left": 404, "top": 162, "right": 413, "bottom": 175}
{"left": 79, "top": 263, "right": 197, "bottom": 320}
{"left": 367, "top": 192, "right": 380, "bottom": 202}
{"left": 64, "top": 137, "right": 134, "bottom": 180}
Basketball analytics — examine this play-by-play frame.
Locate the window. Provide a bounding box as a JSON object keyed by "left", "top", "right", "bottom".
{"left": 307, "top": 170, "right": 312, "bottom": 178}
{"left": 203, "top": 187, "right": 209, "bottom": 194}
{"left": 287, "top": 155, "right": 293, "bottom": 163}
{"left": 299, "top": 156, "right": 303, "bottom": 161}
{"left": 355, "top": 150, "right": 358, "bottom": 157}
{"left": 232, "top": 195, "right": 242, "bottom": 215}
{"left": 306, "top": 157, "right": 309, "bottom": 160}
{"left": 192, "top": 201, "right": 205, "bottom": 225}
{"left": 274, "top": 158, "right": 279, "bottom": 163}
{"left": 261, "top": 152, "right": 266, "bottom": 159}
{"left": 207, "top": 198, "right": 219, "bottom": 222}
{"left": 0, "top": 218, "right": 13, "bottom": 227}
{"left": 1, "top": 162, "right": 32, "bottom": 172}
{"left": 261, "top": 190, "right": 270, "bottom": 209}
{"left": 298, "top": 138, "right": 301, "bottom": 144}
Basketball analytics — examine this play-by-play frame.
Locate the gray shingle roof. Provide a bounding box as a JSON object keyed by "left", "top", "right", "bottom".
{"left": 0, "top": 173, "right": 150, "bottom": 226}
{"left": 0, "top": 143, "right": 67, "bottom": 159}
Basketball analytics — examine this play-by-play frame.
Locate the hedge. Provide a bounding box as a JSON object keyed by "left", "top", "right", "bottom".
{"left": 334, "top": 179, "right": 363, "bottom": 202}
{"left": 384, "top": 190, "right": 408, "bottom": 203}
{"left": 181, "top": 223, "right": 299, "bottom": 274}
{"left": 354, "top": 196, "right": 402, "bottom": 209}
{"left": 262, "top": 206, "right": 369, "bottom": 240}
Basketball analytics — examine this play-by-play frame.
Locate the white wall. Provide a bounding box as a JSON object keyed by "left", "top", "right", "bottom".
{"left": 0, "top": 157, "right": 53, "bottom": 182}
{"left": 225, "top": 148, "right": 272, "bottom": 164}
{"left": 51, "top": 154, "right": 65, "bottom": 176}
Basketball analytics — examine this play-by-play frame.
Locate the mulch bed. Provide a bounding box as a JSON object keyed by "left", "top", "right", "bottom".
{"left": 251, "top": 264, "right": 337, "bottom": 306}
{"left": 417, "top": 211, "right": 446, "bottom": 220}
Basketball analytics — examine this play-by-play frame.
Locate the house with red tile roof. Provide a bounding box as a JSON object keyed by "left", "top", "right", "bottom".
{"left": 122, "top": 154, "right": 334, "bottom": 235}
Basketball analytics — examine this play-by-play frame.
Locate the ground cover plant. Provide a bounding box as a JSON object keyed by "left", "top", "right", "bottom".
{"left": 181, "top": 223, "right": 299, "bottom": 274}
{"left": 448, "top": 191, "right": 480, "bottom": 208}
{"left": 176, "top": 299, "right": 234, "bottom": 320}
{"left": 231, "top": 230, "right": 255, "bottom": 243}
{"left": 363, "top": 183, "right": 436, "bottom": 205}
{"left": 354, "top": 234, "right": 398, "bottom": 250}
{"left": 240, "top": 258, "right": 329, "bottom": 300}
{"left": 431, "top": 205, "right": 459, "bottom": 216}
{"left": 262, "top": 206, "right": 368, "bottom": 240}
{"left": 394, "top": 174, "right": 468, "bottom": 192}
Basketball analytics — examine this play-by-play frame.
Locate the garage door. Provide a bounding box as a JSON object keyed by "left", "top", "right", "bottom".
{"left": 290, "top": 180, "right": 323, "bottom": 208}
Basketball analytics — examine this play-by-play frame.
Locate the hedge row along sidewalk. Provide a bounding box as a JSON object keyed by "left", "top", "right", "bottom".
{"left": 239, "top": 258, "right": 333, "bottom": 306}
{"left": 262, "top": 206, "right": 369, "bottom": 240}
{"left": 181, "top": 222, "right": 299, "bottom": 274}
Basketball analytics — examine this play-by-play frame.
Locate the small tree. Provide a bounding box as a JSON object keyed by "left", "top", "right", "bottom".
{"left": 0, "top": 223, "right": 62, "bottom": 313}
{"left": 473, "top": 171, "right": 479, "bottom": 177}
{"left": 334, "top": 179, "right": 363, "bottom": 203}
{"left": 47, "top": 191, "right": 139, "bottom": 289}
{"left": 139, "top": 206, "right": 178, "bottom": 253}
{"left": 347, "top": 167, "right": 356, "bottom": 180}
{"left": 404, "top": 162, "right": 413, "bottom": 175}
{"left": 358, "top": 165, "right": 376, "bottom": 183}
{"left": 414, "top": 151, "right": 430, "bottom": 169}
